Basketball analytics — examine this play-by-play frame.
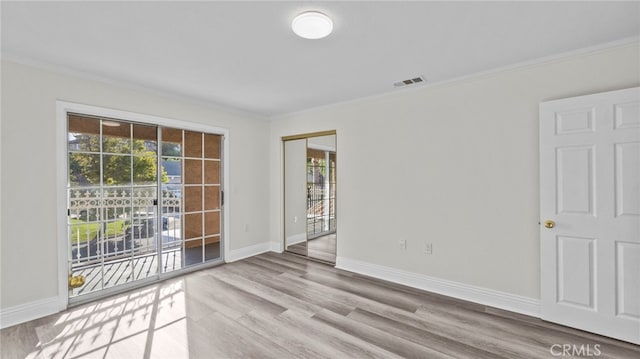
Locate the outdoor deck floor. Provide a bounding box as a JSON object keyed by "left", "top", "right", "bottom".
{"left": 71, "top": 243, "right": 220, "bottom": 296}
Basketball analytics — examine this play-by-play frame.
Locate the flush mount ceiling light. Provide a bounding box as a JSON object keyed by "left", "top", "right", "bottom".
{"left": 292, "top": 11, "right": 333, "bottom": 39}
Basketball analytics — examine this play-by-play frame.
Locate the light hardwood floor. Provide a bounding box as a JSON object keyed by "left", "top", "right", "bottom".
{"left": 2, "top": 252, "right": 639, "bottom": 358}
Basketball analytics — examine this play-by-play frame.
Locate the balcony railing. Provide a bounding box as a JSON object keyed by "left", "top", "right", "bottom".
{"left": 307, "top": 183, "right": 336, "bottom": 237}
{"left": 68, "top": 188, "right": 181, "bottom": 268}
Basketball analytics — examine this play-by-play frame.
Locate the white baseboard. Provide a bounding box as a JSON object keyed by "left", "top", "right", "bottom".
{"left": 270, "top": 241, "right": 283, "bottom": 253}
{"left": 336, "top": 256, "right": 540, "bottom": 318}
{"left": 226, "top": 242, "right": 272, "bottom": 262}
{"left": 0, "top": 296, "right": 65, "bottom": 329}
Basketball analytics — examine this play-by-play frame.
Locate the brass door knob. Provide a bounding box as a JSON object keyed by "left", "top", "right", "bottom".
{"left": 543, "top": 220, "right": 555, "bottom": 229}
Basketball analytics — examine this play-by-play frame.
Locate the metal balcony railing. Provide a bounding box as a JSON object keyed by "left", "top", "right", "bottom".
{"left": 68, "top": 188, "right": 182, "bottom": 269}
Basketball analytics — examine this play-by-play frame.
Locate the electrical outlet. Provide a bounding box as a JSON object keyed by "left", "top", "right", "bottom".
{"left": 425, "top": 243, "right": 433, "bottom": 255}
{"left": 244, "top": 224, "right": 250, "bottom": 232}
{"left": 399, "top": 239, "right": 407, "bottom": 250}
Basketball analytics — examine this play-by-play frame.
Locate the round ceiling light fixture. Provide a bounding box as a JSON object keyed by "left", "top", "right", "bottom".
{"left": 291, "top": 11, "right": 333, "bottom": 39}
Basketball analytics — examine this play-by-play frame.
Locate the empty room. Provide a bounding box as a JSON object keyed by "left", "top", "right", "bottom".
{"left": 1, "top": 1, "right": 639, "bottom": 358}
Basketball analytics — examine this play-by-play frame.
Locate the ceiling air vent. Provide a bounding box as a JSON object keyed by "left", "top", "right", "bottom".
{"left": 394, "top": 76, "right": 426, "bottom": 88}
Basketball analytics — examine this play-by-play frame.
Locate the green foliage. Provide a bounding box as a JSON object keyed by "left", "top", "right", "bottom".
{"left": 69, "top": 219, "right": 126, "bottom": 243}
{"left": 69, "top": 135, "right": 168, "bottom": 185}
{"left": 162, "top": 143, "right": 181, "bottom": 157}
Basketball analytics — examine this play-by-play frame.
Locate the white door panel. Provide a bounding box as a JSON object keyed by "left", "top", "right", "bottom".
{"left": 556, "top": 235, "right": 596, "bottom": 309}
{"left": 617, "top": 241, "right": 640, "bottom": 319}
{"left": 541, "top": 87, "right": 640, "bottom": 345}
{"left": 615, "top": 142, "right": 640, "bottom": 217}
{"left": 556, "top": 146, "right": 595, "bottom": 216}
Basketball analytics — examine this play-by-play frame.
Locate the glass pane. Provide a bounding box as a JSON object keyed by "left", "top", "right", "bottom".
{"left": 162, "top": 157, "right": 181, "bottom": 184}
{"left": 133, "top": 155, "right": 158, "bottom": 185}
{"left": 133, "top": 124, "right": 157, "bottom": 149}
{"left": 205, "top": 211, "right": 220, "bottom": 236}
{"left": 204, "top": 186, "right": 220, "bottom": 210}
{"left": 162, "top": 185, "right": 181, "bottom": 213}
{"left": 103, "top": 195, "right": 129, "bottom": 222}
{"left": 102, "top": 258, "right": 134, "bottom": 291}
{"left": 162, "top": 212, "right": 181, "bottom": 249}
{"left": 184, "top": 130, "right": 202, "bottom": 158}
{"left": 162, "top": 247, "right": 182, "bottom": 273}
{"left": 184, "top": 239, "right": 204, "bottom": 266}
{"left": 204, "top": 160, "right": 220, "bottom": 184}
{"left": 161, "top": 186, "right": 182, "bottom": 274}
{"left": 69, "top": 220, "right": 101, "bottom": 249}
{"left": 204, "top": 134, "right": 221, "bottom": 159}
{"left": 102, "top": 121, "right": 131, "bottom": 154}
{"left": 131, "top": 186, "right": 156, "bottom": 209}
{"left": 184, "top": 213, "right": 202, "bottom": 239}
{"left": 184, "top": 186, "right": 202, "bottom": 212}
{"left": 162, "top": 127, "right": 182, "bottom": 157}
{"left": 131, "top": 201, "right": 158, "bottom": 282}
{"left": 204, "top": 237, "right": 221, "bottom": 261}
{"left": 68, "top": 115, "right": 100, "bottom": 152}
{"left": 127, "top": 208, "right": 155, "bottom": 244}
{"left": 70, "top": 266, "right": 102, "bottom": 297}
{"left": 184, "top": 159, "right": 202, "bottom": 184}
{"left": 134, "top": 253, "right": 158, "bottom": 282}
{"left": 103, "top": 155, "right": 132, "bottom": 185}
{"left": 69, "top": 153, "right": 101, "bottom": 186}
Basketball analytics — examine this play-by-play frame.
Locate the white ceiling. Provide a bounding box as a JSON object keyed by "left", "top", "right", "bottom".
{"left": 2, "top": 1, "right": 639, "bottom": 117}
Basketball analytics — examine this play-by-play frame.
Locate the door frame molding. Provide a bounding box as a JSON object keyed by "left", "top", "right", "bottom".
{"left": 55, "top": 101, "right": 230, "bottom": 309}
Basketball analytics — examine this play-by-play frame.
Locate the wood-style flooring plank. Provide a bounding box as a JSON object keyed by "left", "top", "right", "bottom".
{"left": 188, "top": 311, "right": 294, "bottom": 359}
{"left": 312, "top": 308, "right": 455, "bottom": 359}
{"left": 301, "top": 270, "right": 420, "bottom": 312}
{"left": 244, "top": 255, "right": 307, "bottom": 275}
{"left": 212, "top": 267, "right": 325, "bottom": 317}
{"left": 239, "top": 309, "right": 403, "bottom": 359}
{"left": 344, "top": 307, "right": 503, "bottom": 359}
{"left": 222, "top": 261, "right": 355, "bottom": 316}
{"left": 262, "top": 251, "right": 340, "bottom": 274}
{"left": 485, "top": 306, "right": 640, "bottom": 352}
{"left": 3, "top": 252, "right": 639, "bottom": 359}
{"left": 183, "top": 271, "right": 286, "bottom": 320}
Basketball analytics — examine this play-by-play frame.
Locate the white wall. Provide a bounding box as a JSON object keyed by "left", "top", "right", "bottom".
{"left": 0, "top": 60, "right": 270, "bottom": 309}
{"left": 269, "top": 42, "right": 640, "bottom": 300}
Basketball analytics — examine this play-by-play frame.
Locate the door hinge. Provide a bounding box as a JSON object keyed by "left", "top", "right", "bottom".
{"left": 221, "top": 191, "right": 224, "bottom": 206}
{"left": 153, "top": 199, "right": 158, "bottom": 206}
{"left": 67, "top": 208, "right": 70, "bottom": 216}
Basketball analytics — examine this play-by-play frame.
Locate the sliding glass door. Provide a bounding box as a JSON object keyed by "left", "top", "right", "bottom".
{"left": 160, "top": 128, "right": 222, "bottom": 271}
{"left": 67, "top": 114, "right": 223, "bottom": 300}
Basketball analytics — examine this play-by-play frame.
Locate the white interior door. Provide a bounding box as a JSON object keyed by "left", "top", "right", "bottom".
{"left": 540, "top": 87, "right": 640, "bottom": 344}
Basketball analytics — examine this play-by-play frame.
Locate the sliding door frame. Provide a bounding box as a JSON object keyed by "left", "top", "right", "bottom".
{"left": 56, "top": 101, "right": 230, "bottom": 308}
{"left": 282, "top": 130, "right": 337, "bottom": 264}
